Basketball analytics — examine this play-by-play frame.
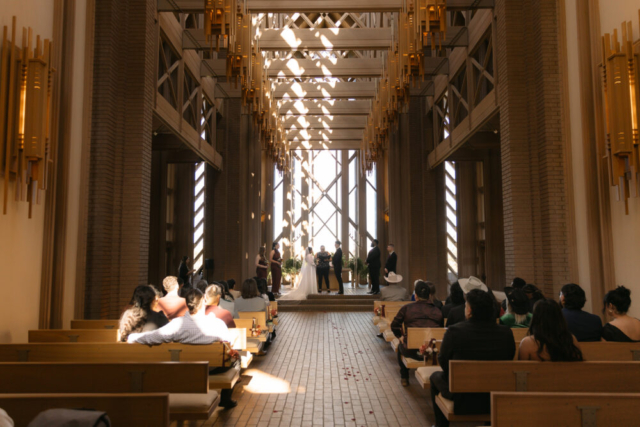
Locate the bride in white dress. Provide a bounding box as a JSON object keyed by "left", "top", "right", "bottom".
{"left": 279, "top": 248, "right": 318, "bottom": 300}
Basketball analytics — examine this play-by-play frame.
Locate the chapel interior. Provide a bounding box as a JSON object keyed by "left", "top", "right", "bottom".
{"left": 0, "top": 0, "right": 639, "bottom": 426}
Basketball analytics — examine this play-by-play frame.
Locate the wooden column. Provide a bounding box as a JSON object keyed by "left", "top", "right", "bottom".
{"left": 483, "top": 149, "right": 506, "bottom": 290}
{"left": 341, "top": 150, "right": 350, "bottom": 262}
{"left": 456, "top": 161, "right": 478, "bottom": 279}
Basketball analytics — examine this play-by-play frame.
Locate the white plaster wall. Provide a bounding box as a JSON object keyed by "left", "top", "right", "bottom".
{"left": 599, "top": 1, "right": 640, "bottom": 318}
{"left": 0, "top": 1, "right": 55, "bottom": 343}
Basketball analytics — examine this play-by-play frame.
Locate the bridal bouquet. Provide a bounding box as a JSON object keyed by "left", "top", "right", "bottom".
{"left": 419, "top": 338, "right": 439, "bottom": 366}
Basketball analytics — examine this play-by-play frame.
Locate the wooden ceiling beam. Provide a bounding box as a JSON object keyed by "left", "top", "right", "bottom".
{"left": 259, "top": 28, "right": 392, "bottom": 51}
{"left": 289, "top": 140, "right": 362, "bottom": 150}
{"left": 282, "top": 115, "right": 368, "bottom": 129}
{"left": 279, "top": 100, "right": 371, "bottom": 115}
{"left": 273, "top": 82, "right": 376, "bottom": 99}
{"left": 159, "top": 0, "right": 493, "bottom": 13}
{"left": 267, "top": 58, "right": 383, "bottom": 78}
{"left": 286, "top": 129, "right": 364, "bottom": 141}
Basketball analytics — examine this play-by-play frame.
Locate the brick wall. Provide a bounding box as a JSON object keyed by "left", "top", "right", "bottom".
{"left": 495, "top": 0, "right": 570, "bottom": 295}
{"left": 84, "top": 0, "right": 157, "bottom": 318}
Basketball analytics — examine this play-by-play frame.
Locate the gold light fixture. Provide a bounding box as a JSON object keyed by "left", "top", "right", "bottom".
{"left": 204, "top": 0, "right": 237, "bottom": 50}
{"left": 1, "top": 17, "right": 54, "bottom": 217}
{"left": 601, "top": 13, "right": 639, "bottom": 214}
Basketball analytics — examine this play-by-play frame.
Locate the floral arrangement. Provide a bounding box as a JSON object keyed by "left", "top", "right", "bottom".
{"left": 223, "top": 342, "right": 240, "bottom": 362}
{"left": 271, "top": 308, "right": 278, "bottom": 318}
{"left": 251, "top": 325, "right": 263, "bottom": 337}
{"left": 373, "top": 307, "right": 382, "bottom": 316}
{"left": 419, "top": 338, "right": 439, "bottom": 366}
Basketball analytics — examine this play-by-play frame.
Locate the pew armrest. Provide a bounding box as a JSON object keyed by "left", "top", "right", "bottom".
{"left": 415, "top": 366, "right": 442, "bottom": 389}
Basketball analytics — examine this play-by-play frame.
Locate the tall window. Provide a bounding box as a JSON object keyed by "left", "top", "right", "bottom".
{"left": 365, "top": 164, "right": 378, "bottom": 248}
{"left": 272, "top": 164, "right": 284, "bottom": 244}
{"left": 445, "top": 161, "right": 458, "bottom": 281}
{"left": 348, "top": 151, "right": 359, "bottom": 261}
{"left": 193, "top": 162, "right": 205, "bottom": 271}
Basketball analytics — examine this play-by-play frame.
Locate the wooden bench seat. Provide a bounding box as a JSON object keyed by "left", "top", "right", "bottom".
{"left": 435, "top": 360, "right": 640, "bottom": 423}
{"left": 491, "top": 392, "right": 640, "bottom": 427}
{"left": 70, "top": 319, "right": 119, "bottom": 330}
{"left": 580, "top": 341, "right": 640, "bottom": 361}
{"left": 29, "top": 329, "right": 120, "bottom": 343}
{"left": 0, "top": 393, "right": 170, "bottom": 426}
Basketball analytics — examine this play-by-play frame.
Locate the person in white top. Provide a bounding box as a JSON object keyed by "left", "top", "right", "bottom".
{"left": 128, "top": 288, "right": 230, "bottom": 345}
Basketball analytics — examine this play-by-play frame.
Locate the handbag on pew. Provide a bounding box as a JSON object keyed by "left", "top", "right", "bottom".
{"left": 28, "top": 409, "right": 110, "bottom": 427}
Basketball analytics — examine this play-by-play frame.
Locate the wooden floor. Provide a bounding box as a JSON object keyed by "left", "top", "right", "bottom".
{"left": 178, "top": 312, "right": 434, "bottom": 427}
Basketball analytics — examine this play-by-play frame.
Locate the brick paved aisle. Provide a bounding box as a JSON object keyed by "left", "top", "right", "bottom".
{"left": 188, "top": 312, "right": 434, "bottom": 427}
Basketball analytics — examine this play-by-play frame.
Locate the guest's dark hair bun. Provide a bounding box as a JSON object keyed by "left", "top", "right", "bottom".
{"left": 604, "top": 286, "right": 632, "bottom": 314}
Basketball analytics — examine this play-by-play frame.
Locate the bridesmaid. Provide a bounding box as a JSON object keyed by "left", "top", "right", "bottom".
{"left": 256, "top": 247, "right": 268, "bottom": 280}
{"left": 270, "top": 242, "right": 283, "bottom": 296}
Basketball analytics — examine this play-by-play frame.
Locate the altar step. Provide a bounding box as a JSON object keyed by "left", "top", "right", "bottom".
{"left": 277, "top": 294, "right": 376, "bottom": 312}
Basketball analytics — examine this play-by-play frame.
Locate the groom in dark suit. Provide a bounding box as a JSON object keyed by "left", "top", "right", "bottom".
{"left": 332, "top": 241, "right": 344, "bottom": 295}
{"left": 366, "top": 239, "right": 381, "bottom": 295}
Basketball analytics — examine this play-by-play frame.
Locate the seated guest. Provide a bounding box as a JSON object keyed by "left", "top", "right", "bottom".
{"left": 157, "top": 276, "right": 188, "bottom": 320}
{"left": 227, "top": 278, "right": 241, "bottom": 299}
{"left": 128, "top": 289, "right": 237, "bottom": 409}
{"left": 427, "top": 281, "right": 443, "bottom": 309}
{"left": 196, "top": 279, "right": 209, "bottom": 294}
{"left": 218, "top": 280, "right": 236, "bottom": 313}
{"left": 119, "top": 286, "right": 169, "bottom": 342}
{"left": 205, "top": 284, "right": 236, "bottom": 328}
{"left": 519, "top": 299, "right": 582, "bottom": 361}
{"left": 391, "top": 281, "right": 442, "bottom": 386}
{"left": 446, "top": 276, "right": 491, "bottom": 327}
{"left": 602, "top": 286, "right": 640, "bottom": 342}
{"left": 442, "top": 281, "right": 464, "bottom": 319}
{"left": 255, "top": 277, "right": 276, "bottom": 302}
{"left": 500, "top": 289, "right": 532, "bottom": 328}
{"left": 501, "top": 277, "right": 526, "bottom": 312}
{"left": 234, "top": 278, "right": 269, "bottom": 319}
{"left": 381, "top": 273, "right": 408, "bottom": 301}
{"left": 523, "top": 283, "right": 546, "bottom": 312}
{"left": 430, "top": 289, "right": 516, "bottom": 427}
{"left": 560, "top": 283, "right": 603, "bottom": 342}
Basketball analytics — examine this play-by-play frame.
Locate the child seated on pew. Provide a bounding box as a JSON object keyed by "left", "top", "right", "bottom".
{"left": 127, "top": 288, "right": 239, "bottom": 409}
{"left": 518, "top": 299, "right": 583, "bottom": 361}
{"left": 391, "top": 281, "right": 443, "bottom": 387}
{"left": 119, "top": 286, "right": 169, "bottom": 342}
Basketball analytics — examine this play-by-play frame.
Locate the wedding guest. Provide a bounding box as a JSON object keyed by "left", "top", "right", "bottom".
{"left": 234, "top": 279, "right": 269, "bottom": 319}
{"left": 380, "top": 273, "right": 408, "bottom": 301}
{"left": 196, "top": 279, "right": 208, "bottom": 294}
{"left": 366, "top": 239, "right": 381, "bottom": 295}
{"left": 442, "top": 281, "right": 464, "bottom": 319}
{"left": 270, "top": 242, "right": 283, "bottom": 295}
{"left": 333, "top": 241, "right": 344, "bottom": 295}
{"left": 127, "top": 288, "right": 238, "bottom": 409}
{"left": 523, "top": 283, "right": 546, "bottom": 312}
{"left": 178, "top": 255, "right": 195, "bottom": 287}
{"left": 385, "top": 243, "right": 397, "bottom": 275}
{"left": 157, "top": 276, "right": 188, "bottom": 320}
{"left": 255, "top": 277, "right": 275, "bottom": 302}
{"left": 446, "top": 277, "right": 492, "bottom": 327}
{"left": 427, "top": 281, "right": 444, "bottom": 310}
{"left": 602, "top": 286, "right": 640, "bottom": 342}
{"left": 218, "top": 280, "right": 236, "bottom": 313}
{"left": 430, "top": 289, "right": 516, "bottom": 427}
{"left": 501, "top": 277, "right": 526, "bottom": 312}
{"left": 391, "top": 281, "right": 442, "bottom": 386}
{"left": 519, "top": 299, "right": 583, "bottom": 361}
{"left": 205, "top": 284, "right": 236, "bottom": 328}
{"left": 119, "top": 286, "right": 169, "bottom": 342}
{"left": 500, "top": 289, "right": 532, "bottom": 328}
{"left": 560, "top": 283, "right": 603, "bottom": 342}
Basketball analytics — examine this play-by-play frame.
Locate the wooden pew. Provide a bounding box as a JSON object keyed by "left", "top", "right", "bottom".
{"left": 228, "top": 327, "right": 253, "bottom": 368}
{"left": 235, "top": 318, "right": 269, "bottom": 355}
{"left": 0, "top": 393, "right": 170, "bottom": 427}
{"left": 70, "top": 319, "right": 119, "bottom": 330}
{"left": 373, "top": 301, "right": 410, "bottom": 332}
{"left": 29, "top": 329, "right": 120, "bottom": 343}
{"left": 491, "top": 392, "right": 640, "bottom": 427}
{"left": 0, "top": 361, "right": 222, "bottom": 422}
{"left": 269, "top": 301, "right": 279, "bottom": 325}
{"left": 581, "top": 341, "right": 640, "bottom": 361}
{"left": 434, "top": 360, "right": 640, "bottom": 424}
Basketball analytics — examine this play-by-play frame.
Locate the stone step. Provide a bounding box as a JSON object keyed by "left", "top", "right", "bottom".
{"left": 307, "top": 294, "right": 376, "bottom": 300}
{"left": 278, "top": 298, "right": 373, "bottom": 306}
{"left": 278, "top": 304, "right": 373, "bottom": 312}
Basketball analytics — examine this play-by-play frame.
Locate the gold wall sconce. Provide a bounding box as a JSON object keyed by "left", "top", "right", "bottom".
{"left": 0, "top": 16, "right": 55, "bottom": 218}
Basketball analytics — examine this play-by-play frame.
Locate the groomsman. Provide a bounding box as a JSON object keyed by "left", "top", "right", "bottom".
{"left": 385, "top": 244, "right": 397, "bottom": 275}
{"left": 366, "top": 239, "right": 381, "bottom": 295}
{"left": 332, "top": 241, "right": 344, "bottom": 295}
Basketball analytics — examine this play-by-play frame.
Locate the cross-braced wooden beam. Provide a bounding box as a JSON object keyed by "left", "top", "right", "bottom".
{"left": 279, "top": 100, "right": 371, "bottom": 115}
{"left": 267, "top": 58, "right": 383, "bottom": 78}
{"left": 274, "top": 82, "right": 376, "bottom": 99}
{"left": 282, "top": 115, "right": 368, "bottom": 129}
{"left": 286, "top": 129, "right": 364, "bottom": 140}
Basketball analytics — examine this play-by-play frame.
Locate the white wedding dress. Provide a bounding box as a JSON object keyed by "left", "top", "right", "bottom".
{"left": 279, "top": 253, "right": 318, "bottom": 300}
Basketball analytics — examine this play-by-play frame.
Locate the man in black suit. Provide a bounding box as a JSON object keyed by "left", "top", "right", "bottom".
{"left": 429, "top": 289, "right": 516, "bottom": 427}
{"left": 332, "top": 241, "right": 344, "bottom": 295}
{"left": 384, "top": 243, "right": 397, "bottom": 275}
{"left": 366, "top": 239, "right": 381, "bottom": 295}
